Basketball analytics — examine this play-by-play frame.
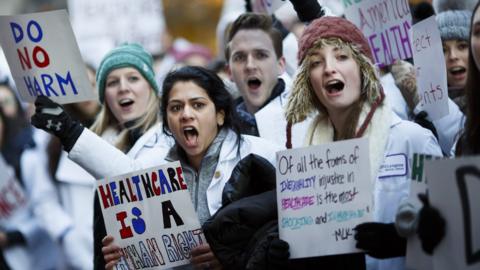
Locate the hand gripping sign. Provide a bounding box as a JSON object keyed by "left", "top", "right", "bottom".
{"left": 426, "top": 156, "right": 480, "bottom": 270}
{"left": 0, "top": 10, "right": 97, "bottom": 104}
{"left": 96, "top": 161, "right": 206, "bottom": 270}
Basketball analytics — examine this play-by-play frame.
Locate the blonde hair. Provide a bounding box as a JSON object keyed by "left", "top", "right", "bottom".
{"left": 90, "top": 90, "right": 160, "bottom": 152}
{"left": 286, "top": 37, "right": 382, "bottom": 139}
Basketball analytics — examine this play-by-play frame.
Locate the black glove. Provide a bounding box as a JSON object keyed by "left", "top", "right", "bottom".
{"left": 31, "top": 96, "right": 84, "bottom": 152}
{"left": 414, "top": 111, "right": 438, "bottom": 140}
{"left": 354, "top": 222, "right": 406, "bottom": 259}
{"left": 417, "top": 193, "right": 446, "bottom": 254}
{"left": 289, "top": 0, "right": 325, "bottom": 23}
{"left": 266, "top": 238, "right": 290, "bottom": 270}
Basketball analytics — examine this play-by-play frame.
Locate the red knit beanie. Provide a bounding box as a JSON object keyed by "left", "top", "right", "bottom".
{"left": 297, "top": 16, "right": 373, "bottom": 65}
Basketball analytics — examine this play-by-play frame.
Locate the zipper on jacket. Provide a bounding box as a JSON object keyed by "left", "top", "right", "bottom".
{"left": 194, "top": 171, "right": 199, "bottom": 211}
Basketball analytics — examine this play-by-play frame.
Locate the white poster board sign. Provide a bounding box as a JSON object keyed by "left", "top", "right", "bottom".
{"left": 426, "top": 156, "right": 480, "bottom": 270}
{"left": 96, "top": 161, "right": 206, "bottom": 269}
{"left": 412, "top": 15, "right": 449, "bottom": 120}
{"left": 344, "top": 0, "right": 413, "bottom": 68}
{"left": 0, "top": 155, "right": 28, "bottom": 220}
{"left": 0, "top": 10, "right": 97, "bottom": 104}
{"left": 276, "top": 137, "right": 373, "bottom": 258}
{"left": 67, "top": 0, "right": 165, "bottom": 66}
{"left": 405, "top": 153, "right": 442, "bottom": 270}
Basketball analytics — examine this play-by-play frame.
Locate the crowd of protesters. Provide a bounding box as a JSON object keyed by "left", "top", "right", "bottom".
{"left": 0, "top": 0, "right": 479, "bottom": 269}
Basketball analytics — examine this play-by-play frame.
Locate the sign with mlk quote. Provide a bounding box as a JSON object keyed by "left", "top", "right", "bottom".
{"left": 0, "top": 10, "right": 97, "bottom": 104}
{"left": 344, "top": 0, "right": 413, "bottom": 68}
{"left": 426, "top": 156, "right": 480, "bottom": 270}
{"left": 412, "top": 15, "right": 449, "bottom": 120}
{"left": 96, "top": 161, "right": 206, "bottom": 270}
{"left": 276, "top": 138, "right": 373, "bottom": 258}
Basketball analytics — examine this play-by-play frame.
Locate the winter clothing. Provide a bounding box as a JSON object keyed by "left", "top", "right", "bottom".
{"left": 416, "top": 194, "right": 446, "bottom": 254}
{"left": 96, "top": 43, "right": 159, "bottom": 103}
{"left": 354, "top": 222, "right": 406, "bottom": 259}
{"left": 165, "top": 129, "right": 227, "bottom": 225}
{"left": 204, "top": 153, "right": 365, "bottom": 270}
{"left": 235, "top": 79, "right": 286, "bottom": 136}
{"left": 31, "top": 96, "right": 84, "bottom": 152}
{"left": 304, "top": 103, "right": 442, "bottom": 270}
{"left": 286, "top": 16, "right": 382, "bottom": 127}
{"left": 69, "top": 127, "right": 280, "bottom": 269}
{"left": 297, "top": 16, "right": 373, "bottom": 65}
{"left": 380, "top": 72, "right": 409, "bottom": 120}
{"left": 414, "top": 99, "right": 465, "bottom": 156}
{"left": 436, "top": 10, "right": 472, "bottom": 42}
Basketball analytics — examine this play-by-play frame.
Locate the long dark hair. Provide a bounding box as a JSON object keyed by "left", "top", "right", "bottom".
{"left": 458, "top": 0, "right": 480, "bottom": 155}
{"left": 161, "top": 65, "right": 241, "bottom": 141}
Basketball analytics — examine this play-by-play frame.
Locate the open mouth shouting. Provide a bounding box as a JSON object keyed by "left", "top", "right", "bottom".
{"left": 448, "top": 66, "right": 466, "bottom": 77}
{"left": 119, "top": 98, "right": 134, "bottom": 110}
{"left": 324, "top": 79, "right": 345, "bottom": 95}
{"left": 183, "top": 126, "right": 199, "bottom": 148}
{"left": 247, "top": 77, "right": 262, "bottom": 91}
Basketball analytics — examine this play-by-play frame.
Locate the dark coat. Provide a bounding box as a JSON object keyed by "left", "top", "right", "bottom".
{"left": 203, "top": 154, "right": 366, "bottom": 270}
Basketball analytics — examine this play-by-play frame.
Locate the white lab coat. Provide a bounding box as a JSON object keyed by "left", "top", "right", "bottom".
{"left": 69, "top": 127, "right": 281, "bottom": 216}
{"left": 368, "top": 113, "right": 442, "bottom": 270}
{"left": 255, "top": 83, "right": 313, "bottom": 150}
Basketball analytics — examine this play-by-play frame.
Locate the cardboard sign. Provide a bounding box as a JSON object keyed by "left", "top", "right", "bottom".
{"left": 0, "top": 155, "right": 27, "bottom": 220}
{"left": 344, "top": 0, "right": 413, "bottom": 68}
{"left": 96, "top": 161, "right": 205, "bottom": 269}
{"left": 412, "top": 15, "right": 449, "bottom": 120}
{"left": 426, "top": 156, "right": 480, "bottom": 270}
{"left": 405, "top": 153, "right": 442, "bottom": 270}
{"left": 276, "top": 137, "right": 373, "bottom": 258}
{"left": 0, "top": 10, "right": 96, "bottom": 104}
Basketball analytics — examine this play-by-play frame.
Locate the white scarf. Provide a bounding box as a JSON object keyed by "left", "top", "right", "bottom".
{"left": 304, "top": 103, "right": 392, "bottom": 182}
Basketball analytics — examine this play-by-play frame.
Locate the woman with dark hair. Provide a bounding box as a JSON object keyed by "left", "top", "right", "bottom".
{"left": 34, "top": 65, "right": 281, "bottom": 269}
{"left": 457, "top": 0, "right": 480, "bottom": 155}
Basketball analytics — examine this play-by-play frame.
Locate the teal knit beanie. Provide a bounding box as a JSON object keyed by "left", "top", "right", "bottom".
{"left": 96, "top": 43, "right": 159, "bottom": 103}
{"left": 436, "top": 10, "right": 472, "bottom": 42}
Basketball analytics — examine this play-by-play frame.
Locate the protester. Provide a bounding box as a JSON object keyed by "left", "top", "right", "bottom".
{"left": 226, "top": 12, "right": 312, "bottom": 148}
{"left": 0, "top": 105, "right": 62, "bottom": 270}
{"left": 19, "top": 64, "right": 101, "bottom": 269}
{"left": 283, "top": 16, "right": 442, "bottom": 270}
{"left": 30, "top": 43, "right": 173, "bottom": 269}
{"left": 437, "top": 9, "right": 472, "bottom": 111}
{"left": 98, "top": 66, "right": 282, "bottom": 269}
{"left": 396, "top": 0, "right": 480, "bottom": 255}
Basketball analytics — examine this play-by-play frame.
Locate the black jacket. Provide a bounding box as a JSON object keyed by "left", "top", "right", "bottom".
{"left": 203, "top": 154, "right": 365, "bottom": 270}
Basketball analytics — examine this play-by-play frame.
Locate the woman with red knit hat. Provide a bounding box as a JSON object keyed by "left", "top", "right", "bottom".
{"left": 285, "top": 16, "right": 442, "bottom": 270}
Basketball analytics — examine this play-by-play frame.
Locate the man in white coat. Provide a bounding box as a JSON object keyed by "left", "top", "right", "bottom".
{"left": 225, "top": 12, "right": 311, "bottom": 149}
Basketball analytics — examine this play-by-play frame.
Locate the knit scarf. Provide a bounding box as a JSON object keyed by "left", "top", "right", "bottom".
{"left": 304, "top": 103, "right": 392, "bottom": 182}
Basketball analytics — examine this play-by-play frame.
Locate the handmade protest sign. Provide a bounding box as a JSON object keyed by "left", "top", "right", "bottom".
{"left": 0, "top": 156, "right": 27, "bottom": 220}
{"left": 344, "top": 0, "right": 413, "bottom": 68}
{"left": 276, "top": 137, "right": 373, "bottom": 258}
{"left": 96, "top": 161, "right": 205, "bottom": 270}
{"left": 0, "top": 10, "right": 96, "bottom": 104}
{"left": 412, "top": 15, "right": 449, "bottom": 120}
{"left": 426, "top": 156, "right": 480, "bottom": 270}
{"left": 405, "top": 153, "right": 442, "bottom": 270}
